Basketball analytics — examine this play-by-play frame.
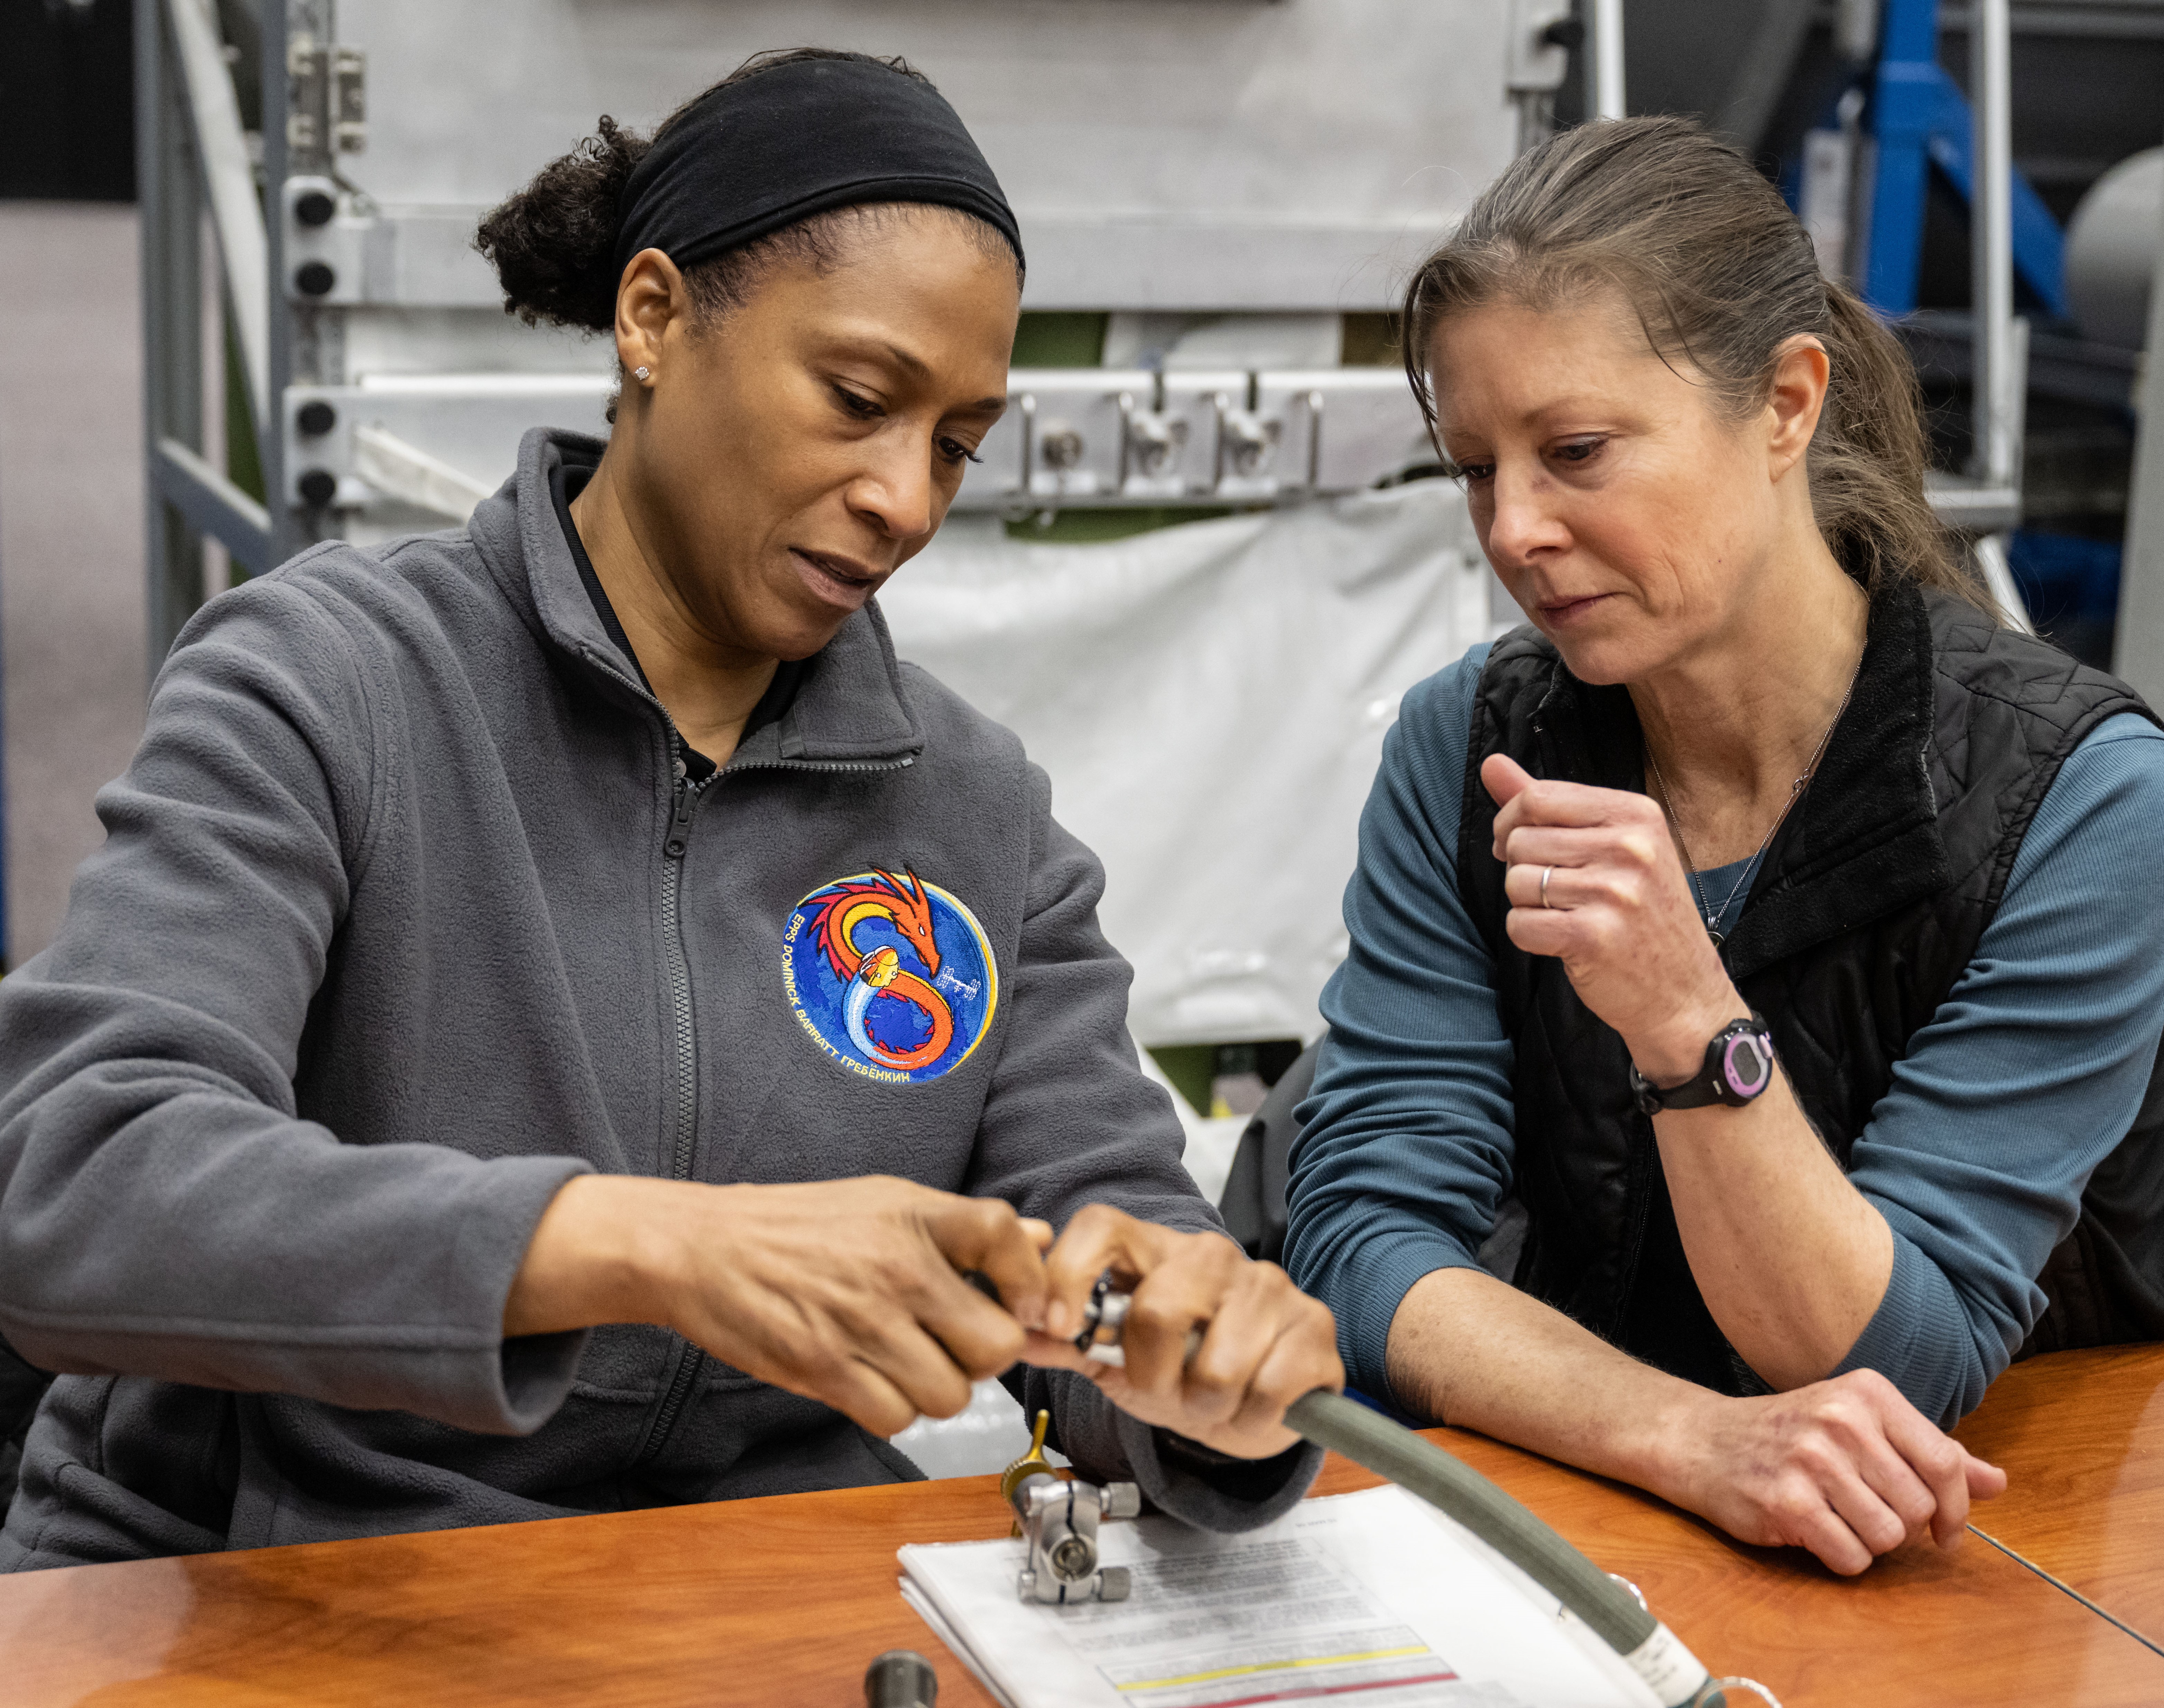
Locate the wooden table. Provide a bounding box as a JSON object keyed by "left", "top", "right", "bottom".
{"left": 6, "top": 1350, "right": 2162, "bottom": 1707}
{"left": 1958, "top": 1344, "right": 2164, "bottom": 1650}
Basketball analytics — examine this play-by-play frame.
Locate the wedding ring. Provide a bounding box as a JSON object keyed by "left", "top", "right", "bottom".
{"left": 1540, "top": 865, "right": 1555, "bottom": 909}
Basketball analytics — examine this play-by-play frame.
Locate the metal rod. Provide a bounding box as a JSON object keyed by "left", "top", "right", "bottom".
{"left": 138, "top": 0, "right": 209, "bottom": 676}
{"left": 1972, "top": 533, "right": 2035, "bottom": 635}
{"left": 1284, "top": 1392, "right": 1655, "bottom": 1655}
{"left": 1587, "top": 0, "right": 1626, "bottom": 121}
{"left": 1968, "top": 0, "right": 2033, "bottom": 631}
{"left": 154, "top": 440, "right": 277, "bottom": 574}
{"left": 167, "top": 0, "right": 271, "bottom": 443}
{"left": 1970, "top": 0, "right": 2016, "bottom": 490}
{"left": 263, "top": 0, "right": 304, "bottom": 562}
{"left": 2110, "top": 205, "right": 2164, "bottom": 700}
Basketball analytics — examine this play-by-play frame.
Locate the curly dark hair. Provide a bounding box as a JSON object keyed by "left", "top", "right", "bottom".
{"left": 474, "top": 48, "right": 1017, "bottom": 339}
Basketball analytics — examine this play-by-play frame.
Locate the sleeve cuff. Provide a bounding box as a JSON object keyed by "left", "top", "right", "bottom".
{"left": 1831, "top": 1234, "right": 1993, "bottom": 1429}
{"left": 1326, "top": 1228, "right": 1483, "bottom": 1414}
{"left": 385, "top": 1153, "right": 595, "bottom": 1436}
{"left": 497, "top": 1329, "right": 590, "bottom": 1433}
{"left": 1021, "top": 1366, "right": 1323, "bottom": 1534}
{"left": 1117, "top": 1410, "right": 1323, "bottom": 1534}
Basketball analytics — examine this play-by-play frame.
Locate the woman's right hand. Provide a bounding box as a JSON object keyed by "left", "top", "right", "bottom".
{"left": 1662, "top": 1368, "right": 2006, "bottom": 1575}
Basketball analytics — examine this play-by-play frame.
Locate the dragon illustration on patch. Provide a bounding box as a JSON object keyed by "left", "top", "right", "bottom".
{"left": 780, "top": 869, "right": 998, "bottom": 1084}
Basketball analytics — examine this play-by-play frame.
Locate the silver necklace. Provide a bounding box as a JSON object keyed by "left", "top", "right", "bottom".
{"left": 1645, "top": 663, "right": 1859, "bottom": 947}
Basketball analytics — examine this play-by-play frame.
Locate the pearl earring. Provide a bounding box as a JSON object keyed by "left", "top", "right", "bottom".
{"left": 633, "top": 365, "right": 651, "bottom": 381}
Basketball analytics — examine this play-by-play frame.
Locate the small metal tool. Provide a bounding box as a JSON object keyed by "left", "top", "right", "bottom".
{"left": 1073, "top": 1270, "right": 1206, "bottom": 1368}
{"left": 999, "top": 1408, "right": 1139, "bottom": 1605}
{"left": 1071, "top": 1272, "right": 1135, "bottom": 1363}
{"left": 959, "top": 1266, "right": 1155, "bottom": 1366}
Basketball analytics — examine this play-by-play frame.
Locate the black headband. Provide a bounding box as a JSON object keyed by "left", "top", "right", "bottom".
{"left": 612, "top": 55, "right": 1024, "bottom": 281}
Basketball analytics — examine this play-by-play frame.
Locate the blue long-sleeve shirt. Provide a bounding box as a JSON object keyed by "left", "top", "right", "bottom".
{"left": 1285, "top": 643, "right": 2164, "bottom": 1429}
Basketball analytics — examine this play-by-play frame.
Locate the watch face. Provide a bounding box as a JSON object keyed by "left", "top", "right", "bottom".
{"left": 1722, "top": 1033, "right": 1773, "bottom": 1099}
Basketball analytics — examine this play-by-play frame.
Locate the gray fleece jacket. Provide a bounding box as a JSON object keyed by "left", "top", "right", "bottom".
{"left": 0, "top": 428, "right": 1319, "bottom": 1569}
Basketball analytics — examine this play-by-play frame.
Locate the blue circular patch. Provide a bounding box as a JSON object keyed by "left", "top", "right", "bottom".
{"left": 781, "top": 869, "right": 999, "bottom": 1085}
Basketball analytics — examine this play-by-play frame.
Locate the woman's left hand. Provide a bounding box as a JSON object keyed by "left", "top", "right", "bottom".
{"left": 1020, "top": 1206, "right": 1344, "bottom": 1460}
{"left": 1484, "top": 752, "right": 1737, "bottom": 1081}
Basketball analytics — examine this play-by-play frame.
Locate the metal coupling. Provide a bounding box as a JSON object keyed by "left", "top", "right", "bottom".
{"left": 1001, "top": 1407, "right": 1141, "bottom": 1605}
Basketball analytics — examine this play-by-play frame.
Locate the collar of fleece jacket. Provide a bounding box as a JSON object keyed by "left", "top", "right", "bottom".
{"left": 470, "top": 427, "right": 929, "bottom": 774}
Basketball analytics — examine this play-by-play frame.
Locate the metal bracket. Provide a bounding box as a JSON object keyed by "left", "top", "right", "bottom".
{"left": 282, "top": 175, "right": 370, "bottom": 305}
{"left": 952, "top": 367, "right": 1427, "bottom": 512}
{"left": 1506, "top": 0, "right": 1573, "bottom": 93}
{"left": 288, "top": 36, "right": 365, "bottom": 159}
{"left": 1119, "top": 382, "right": 1199, "bottom": 498}
{"left": 1211, "top": 388, "right": 1285, "bottom": 499}
{"left": 1012, "top": 1474, "right": 1140, "bottom": 1605}
{"left": 280, "top": 373, "right": 612, "bottom": 513}
{"left": 997, "top": 1406, "right": 1139, "bottom": 1606}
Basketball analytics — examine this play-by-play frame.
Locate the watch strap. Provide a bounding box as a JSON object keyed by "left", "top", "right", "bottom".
{"left": 1630, "top": 1014, "right": 1775, "bottom": 1115}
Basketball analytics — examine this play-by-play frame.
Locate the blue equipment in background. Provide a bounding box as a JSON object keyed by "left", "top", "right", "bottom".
{"left": 1863, "top": 0, "right": 2066, "bottom": 319}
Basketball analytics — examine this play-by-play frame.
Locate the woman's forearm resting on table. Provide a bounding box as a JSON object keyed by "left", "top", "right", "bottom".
{"left": 1385, "top": 1265, "right": 1696, "bottom": 1493}
{"left": 1385, "top": 1264, "right": 2005, "bottom": 1575}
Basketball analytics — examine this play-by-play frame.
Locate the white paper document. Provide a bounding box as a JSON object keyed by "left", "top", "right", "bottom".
{"left": 898, "top": 1484, "right": 1661, "bottom": 1708}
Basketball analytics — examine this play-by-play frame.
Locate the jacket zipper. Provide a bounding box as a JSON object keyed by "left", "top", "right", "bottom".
{"left": 575, "top": 644, "right": 917, "bottom": 1465}
{"left": 632, "top": 753, "right": 915, "bottom": 1464}
{"left": 660, "top": 752, "right": 700, "bottom": 1178}
{"left": 723, "top": 755, "right": 915, "bottom": 778}
{"left": 636, "top": 741, "right": 708, "bottom": 1466}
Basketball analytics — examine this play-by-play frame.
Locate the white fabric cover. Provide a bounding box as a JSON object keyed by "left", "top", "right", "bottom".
{"left": 880, "top": 483, "right": 1492, "bottom": 1049}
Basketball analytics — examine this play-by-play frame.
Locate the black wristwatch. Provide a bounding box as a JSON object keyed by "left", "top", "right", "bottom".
{"left": 1629, "top": 1014, "right": 1776, "bottom": 1116}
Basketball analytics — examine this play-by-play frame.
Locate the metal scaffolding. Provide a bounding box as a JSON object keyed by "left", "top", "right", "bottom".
{"left": 130, "top": 0, "right": 1537, "bottom": 669}
{"left": 134, "top": 0, "right": 2042, "bottom": 668}
{"left": 136, "top": 0, "right": 281, "bottom": 678}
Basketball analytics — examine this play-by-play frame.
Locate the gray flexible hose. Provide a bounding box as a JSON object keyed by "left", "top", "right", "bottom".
{"left": 1054, "top": 1276, "right": 1722, "bottom": 1703}
{"left": 1283, "top": 1389, "right": 1656, "bottom": 1655}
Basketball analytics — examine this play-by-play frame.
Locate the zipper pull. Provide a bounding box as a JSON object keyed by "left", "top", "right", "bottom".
{"left": 665, "top": 749, "right": 694, "bottom": 860}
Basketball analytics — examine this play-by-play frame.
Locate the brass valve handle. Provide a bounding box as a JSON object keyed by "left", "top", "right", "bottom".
{"left": 999, "top": 1408, "right": 1057, "bottom": 1519}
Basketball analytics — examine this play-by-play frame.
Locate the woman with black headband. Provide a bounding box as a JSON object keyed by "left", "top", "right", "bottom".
{"left": 0, "top": 49, "right": 1340, "bottom": 1569}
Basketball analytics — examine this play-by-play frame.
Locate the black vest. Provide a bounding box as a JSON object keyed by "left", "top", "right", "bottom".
{"left": 1459, "top": 581, "right": 2164, "bottom": 1395}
